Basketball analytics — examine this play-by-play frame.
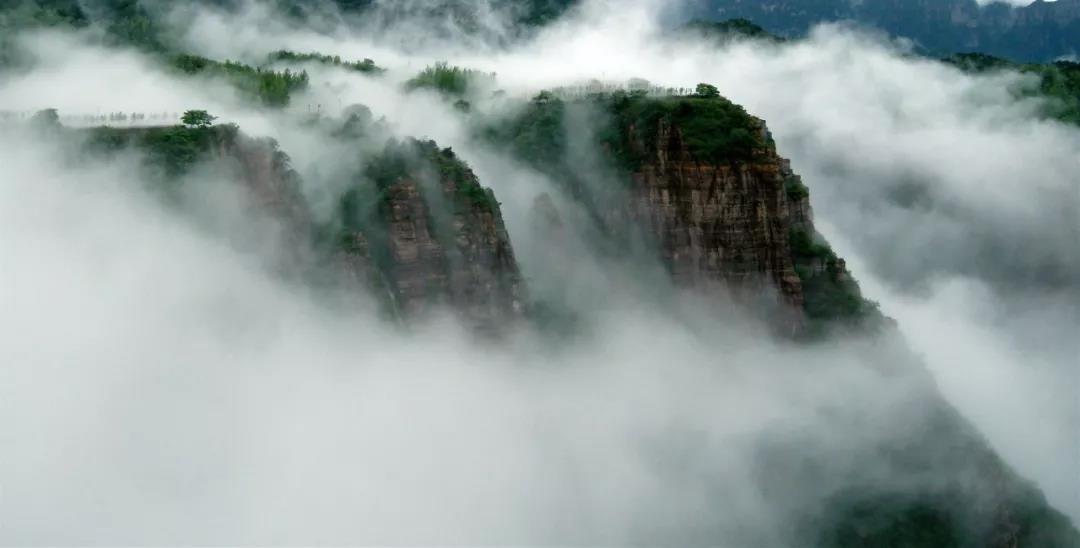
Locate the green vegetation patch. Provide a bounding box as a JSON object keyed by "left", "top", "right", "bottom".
{"left": 405, "top": 62, "right": 495, "bottom": 98}
{"left": 371, "top": 138, "right": 498, "bottom": 212}
{"left": 171, "top": 54, "right": 309, "bottom": 108}
{"left": 945, "top": 53, "right": 1080, "bottom": 126}
{"left": 815, "top": 484, "right": 1080, "bottom": 548}
{"left": 340, "top": 137, "right": 500, "bottom": 252}
{"left": 681, "top": 18, "right": 784, "bottom": 43}
{"left": 0, "top": 1, "right": 82, "bottom": 69}
{"left": 82, "top": 122, "right": 239, "bottom": 179}
{"left": 816, "top": 493, "right": 964, "bottom": 548}
{"left": 485, "top": 91, "right": 568, "bottom": 174}
{"left": 434, "top": 145, "right": 500, "bottom": 212}
{"left": 485, "top": 87, "right": 763, "bottom": 177}
{"left": 789, "top": 228, "right": 880, "bottom": 331}
{"left": 0, "top": 0, "right": 87, "bottom": 30}
{"left": 598, "top": 89, "right": 764, "bottom": 169}
{"left": 785, "top": 175, "right": 810, "bottom": 202}
{"left": 0, "top": 0, "right": 166, "bottom": 68}
{"left": 268, "top": 50, "right": 384, "bottom": 74}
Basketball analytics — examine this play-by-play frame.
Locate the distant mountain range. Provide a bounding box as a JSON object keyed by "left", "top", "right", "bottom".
{"left": 4, "top": 0, "right": 1078, "bottom": 63}
{"left": 686, "top": 0, "right": 1080, "bottom": 61}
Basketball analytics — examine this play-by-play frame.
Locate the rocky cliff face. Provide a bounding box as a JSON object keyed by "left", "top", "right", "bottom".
{"left": 486, "top": 91, "right": 878, "bottom": 332}
{"left": 80, "top": 125, "right": 524, "bottom": 329}
{"left": 629, "top": 120, "right": 885, "bottom": 335}
{"left": 626, "top": 116, "right": 805, "bottom": 311}
{"left": 337, "top": 139, "right": 525, "bottom": 329}
{"left": 599, "top": 94, "right": 877, "bottom": 332}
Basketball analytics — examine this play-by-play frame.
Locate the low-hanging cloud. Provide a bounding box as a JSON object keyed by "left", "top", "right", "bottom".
{"left": 0, "top": 127, "right": 956, "bottom": 544}
{"left": 1, "top": 0, "right": 1078, "bottom": 542}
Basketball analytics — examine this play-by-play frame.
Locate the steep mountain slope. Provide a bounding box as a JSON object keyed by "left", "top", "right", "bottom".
{"left": 690, "top": 0, "right": 1080, "bottom": 61}
{"left": 809, "top": 393, "right": 1079, "bottom": 547}
{"left": 477, "top": 89, "right": 1078, "bottom": 545}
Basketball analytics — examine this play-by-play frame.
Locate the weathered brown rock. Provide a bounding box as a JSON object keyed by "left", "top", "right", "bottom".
{"left": 781, "top": 159, "right": 814, "bottom": 232}
{"left": 627, "top": 118, "right": 805, "bottom": 309}
{"left": 105, "top": 127, "right": 526, "bottom": 329}
{"left": 338, "top": 141, "right": 526, "bottom": 330}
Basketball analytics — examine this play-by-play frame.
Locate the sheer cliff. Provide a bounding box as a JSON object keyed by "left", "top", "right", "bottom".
{"left": 336, "top": 138, "right": 525, "bottom": 329}
{"left": 487, "top": 91, "right": 880, "bottom": 334}
{"left": 77, "top": 124, "right": 525, "bottom": 329}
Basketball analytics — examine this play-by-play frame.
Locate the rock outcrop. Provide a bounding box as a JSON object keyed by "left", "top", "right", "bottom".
{"left": 79, "top": 125, "right": 525, "bottom": 329}
{"left": 595, "top": 93, "right": 879, "bottom": 332}
{"left": 625, "top": 116, "right": 805, "bottom": 311}
{"left": 485, "top": 91, "right": 880, "bottom": 331}
{"left": 337, "top": 139, "right": 525, "bottom": 329}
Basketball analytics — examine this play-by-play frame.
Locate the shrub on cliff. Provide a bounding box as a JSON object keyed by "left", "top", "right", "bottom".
{"left": 601, "top": 90, "right": 762, "bottom": 167}
{"left": 790, "top": 228, "right": 881, "bottom": 330}
{"left": 695, "top": 83, "right": 720, "bottom": 98}
{"left": 785, "top": 176, "right": 810, "bottom": 201}
{"left": 181, "top": 110, "right": 216, "bottom": 129}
